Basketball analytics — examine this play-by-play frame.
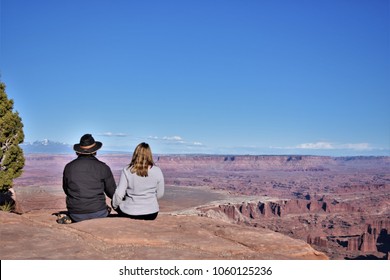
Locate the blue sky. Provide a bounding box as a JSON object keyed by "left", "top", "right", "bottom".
{"left": 1, "top": 0, "right": 389, "bottom": 155}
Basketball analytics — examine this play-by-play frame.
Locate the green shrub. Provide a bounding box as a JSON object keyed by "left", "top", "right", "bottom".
{"left": 0, "top": 81, "right": 25, "bottom": 192}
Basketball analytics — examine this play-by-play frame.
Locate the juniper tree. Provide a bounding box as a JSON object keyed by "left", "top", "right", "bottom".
{"left": 0, "top": 82, "right": 25, "bottom": 192}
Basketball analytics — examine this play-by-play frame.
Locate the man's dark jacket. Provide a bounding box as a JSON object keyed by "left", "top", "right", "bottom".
{"left": 63, "top": 155, "right": 116, "bottom": 214}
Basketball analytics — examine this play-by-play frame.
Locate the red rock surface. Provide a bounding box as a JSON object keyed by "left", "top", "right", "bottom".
{"left": 0, "top": 210, "right": 327, "bottom": 260}
{"left": 9, "top": 154, "right": 390, "bottom": 260}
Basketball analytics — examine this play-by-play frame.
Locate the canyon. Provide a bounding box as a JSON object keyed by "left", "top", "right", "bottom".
{"left": 159, "top": 155, "right": 390, "bottom": 260}
{"left": 6, "top": 154, "right": 390, "bottom": 260}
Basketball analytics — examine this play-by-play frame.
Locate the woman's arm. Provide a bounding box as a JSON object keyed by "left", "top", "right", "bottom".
{"left": 156, "top": 168, "right": 165, "bottom": 199}
{"left": 112, "top": 168, "right": 129, "bottom": 209}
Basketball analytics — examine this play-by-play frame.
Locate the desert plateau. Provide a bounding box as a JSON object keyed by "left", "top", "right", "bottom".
{"left": 1, "top": 153, "right": 389, "bottom": 260}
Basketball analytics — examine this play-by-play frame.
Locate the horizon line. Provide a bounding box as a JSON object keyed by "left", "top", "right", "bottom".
{"left": 22, "top": 151, "right": 390, "bottom": 159}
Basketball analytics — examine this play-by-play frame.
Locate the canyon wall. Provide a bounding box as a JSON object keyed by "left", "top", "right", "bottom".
{"left": 13, "top": 154, "right": 390, "bottom": 259}
{"left": 196, "top": 198, "right": 390, "bottom": 259}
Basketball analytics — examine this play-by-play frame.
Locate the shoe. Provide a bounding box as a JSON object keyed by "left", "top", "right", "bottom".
{"left": 56, "top": 214, "right": 72, "bottom": 224}
{"left": 107, "top": 206, "right": 112, "bottom": 215}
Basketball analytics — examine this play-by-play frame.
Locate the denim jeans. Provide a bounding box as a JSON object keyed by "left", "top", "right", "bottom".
{"left": 69, "top": 208, "right": 109, "bottom": 222}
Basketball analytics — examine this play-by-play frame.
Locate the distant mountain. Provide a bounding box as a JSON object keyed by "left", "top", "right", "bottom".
{"left": 21, "top": 139, "right": 72, "bottom": 154}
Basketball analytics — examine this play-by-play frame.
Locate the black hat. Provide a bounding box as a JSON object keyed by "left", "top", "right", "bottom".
{"left": 73, "top": 134, "right": 102, "bottom": 154}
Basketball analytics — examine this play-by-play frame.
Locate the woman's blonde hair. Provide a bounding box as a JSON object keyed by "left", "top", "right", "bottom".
{"left": 128, "top": 142, "right": 155, "bottom": 177}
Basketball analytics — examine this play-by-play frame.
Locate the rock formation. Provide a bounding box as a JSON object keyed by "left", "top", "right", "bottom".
{"left": 196, "top": 198, "right": 390, "bottom": 259}
{"left": 10, "top": 154, "right": 390, "bottom": 259}
{"left": 351, "top": 220, "right": 390, "bottom": 253}
{"left": 0, "top": 210, "right": 327, "bottom": 260}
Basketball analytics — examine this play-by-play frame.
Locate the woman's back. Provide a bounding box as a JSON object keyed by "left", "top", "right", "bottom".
{"left": 114, "top": 165, "right": 164, "bottom": 216}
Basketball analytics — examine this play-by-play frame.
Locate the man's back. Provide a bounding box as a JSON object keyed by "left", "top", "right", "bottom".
{"left": 63, "top": 155, "right": 116, "bottom": 214}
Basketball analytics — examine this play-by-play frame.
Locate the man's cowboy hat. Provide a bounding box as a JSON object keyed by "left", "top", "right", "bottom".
{"left": 73, "top": 134, "right": 102, "bottom": 154}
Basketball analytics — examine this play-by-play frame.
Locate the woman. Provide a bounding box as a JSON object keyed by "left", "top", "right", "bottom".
{"left": 112, "top": 142, "right": 164, "bottom": 220}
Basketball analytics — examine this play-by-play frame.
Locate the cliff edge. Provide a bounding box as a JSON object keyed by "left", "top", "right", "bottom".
{"left": 0, "top": 210, "right": 327, "bottom": 260}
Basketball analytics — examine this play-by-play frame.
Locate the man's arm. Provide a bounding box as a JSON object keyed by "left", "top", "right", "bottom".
{"left": 103, "top": 166, "right": 117, "bottom": 199}
{"left": 62, "top": 167, "right": 69, "bottom": 195}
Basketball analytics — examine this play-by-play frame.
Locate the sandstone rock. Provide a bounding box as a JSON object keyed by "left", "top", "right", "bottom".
{"left": 197, "top": 200, "right": 390, "bottom": 258}
{"left": 0, "top": 210, "right": 328, "bottom": 260}
{"left": 347, "top": 236, "right": 360, "bottom": 251}
{"left": 307, "top": 236, "right": 328, "bottom": 248}
{"left": 359, "top": 233, "right": 377, "bottom": 252}
{"left": 11, "top": 154, "right": 390, "bottom": 260}
{"left": 198, "top": 198, "right": 356, "bottom": 222}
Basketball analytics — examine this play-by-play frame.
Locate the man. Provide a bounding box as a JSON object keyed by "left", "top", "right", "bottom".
{"left": 59, "top": 134, "right": 116, "bottom": 223}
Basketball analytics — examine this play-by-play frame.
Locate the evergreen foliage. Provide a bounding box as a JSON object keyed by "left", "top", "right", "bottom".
{"left": 0, "top": 82, "right": 25, "bottom": 192}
